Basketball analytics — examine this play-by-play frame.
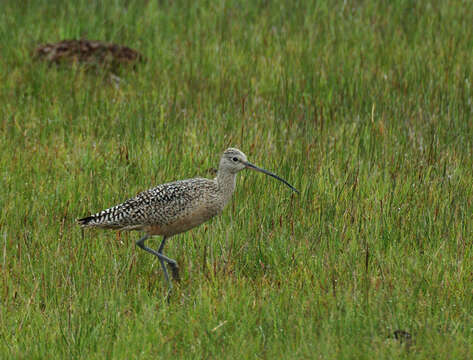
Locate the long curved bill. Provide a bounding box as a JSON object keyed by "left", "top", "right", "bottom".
{"left": 244, "top": 161, "right": 299, "bottom": 193}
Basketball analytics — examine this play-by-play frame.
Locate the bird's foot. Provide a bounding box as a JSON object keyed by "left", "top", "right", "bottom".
{"left": 168, "top": 263, "right": 180, "bottom": 282}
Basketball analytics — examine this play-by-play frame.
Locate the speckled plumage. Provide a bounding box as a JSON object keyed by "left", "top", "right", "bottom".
{"left": 78, "top": 177, "right": 226, "bottom": 236}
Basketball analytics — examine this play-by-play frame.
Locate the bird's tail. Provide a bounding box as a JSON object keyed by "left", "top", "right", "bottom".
{"left": 77, "top": 215, "right": 96, "bottom": 227}
{"left": 76, "top": 203, "right": 130, "bottom": 229}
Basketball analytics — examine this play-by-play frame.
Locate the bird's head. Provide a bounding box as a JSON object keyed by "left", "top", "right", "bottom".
{"left": 219, "top": 148, "right": 248, "bottom": 174}
{"left": 219, "top": 147, "right": 299, "bottom": 193}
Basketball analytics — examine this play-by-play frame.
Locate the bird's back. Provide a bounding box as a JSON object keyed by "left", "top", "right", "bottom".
{"left": 78, "top": 177, "right": 222, "bottom": 236}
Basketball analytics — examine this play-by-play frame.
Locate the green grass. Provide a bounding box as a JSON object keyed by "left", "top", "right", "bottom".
{"left": 1, "top": 0, "right": 473, "bottom": 358}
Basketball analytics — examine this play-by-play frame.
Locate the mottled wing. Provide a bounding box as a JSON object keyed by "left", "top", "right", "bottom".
{"left": 77, "top": 178, "right": 213, "bottom": 230}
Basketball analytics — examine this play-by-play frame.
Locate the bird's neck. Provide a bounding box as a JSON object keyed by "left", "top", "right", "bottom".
{"left": 216, "top": 170, "right": 237, "bottom": 204}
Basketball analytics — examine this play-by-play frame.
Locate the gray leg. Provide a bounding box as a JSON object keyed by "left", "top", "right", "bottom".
{"left": 157, "top": 237, "right": 180, "bottom": 282}
{"left": 136, "top": 235, "right": 180, "bottom": 291}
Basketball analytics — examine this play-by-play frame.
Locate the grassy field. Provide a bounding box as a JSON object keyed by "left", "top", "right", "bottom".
{"left": 1, "top": 0, "right": 473, "bottom": 358}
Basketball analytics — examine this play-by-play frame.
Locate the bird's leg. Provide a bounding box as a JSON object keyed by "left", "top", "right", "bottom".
{"left": 158, "top": 257, "right": 171, "bottom": 291}
{"left": 136, "top": 235, "right": 178, "bottom": 291}
{"left": 158, "top": 237, "right": 180, "bottom": 282}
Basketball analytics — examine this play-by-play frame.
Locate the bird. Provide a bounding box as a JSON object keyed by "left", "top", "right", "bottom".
{"left": 77, "top": 148, "right": 298, "bottom": 292}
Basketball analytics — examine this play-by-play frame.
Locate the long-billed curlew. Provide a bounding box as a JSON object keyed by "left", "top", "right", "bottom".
{"left": 78, "top": 148, "right": 298, "bottom": 292}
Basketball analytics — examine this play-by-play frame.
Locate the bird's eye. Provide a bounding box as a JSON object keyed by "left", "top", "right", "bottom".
{"left": 232, "top": 157, "right": 238, "bottom": 162}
